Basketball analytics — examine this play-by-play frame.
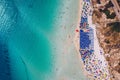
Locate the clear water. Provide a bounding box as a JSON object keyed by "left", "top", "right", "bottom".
{"left": 0, "top": 0, "right": 88, "bottom": 80}
{"left": 0, "top": 0, "right": 59, "bottom": 80}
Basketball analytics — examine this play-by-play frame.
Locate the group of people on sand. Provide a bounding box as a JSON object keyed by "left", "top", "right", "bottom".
{"left": 80, "top": 0, "right": 111, "bottom": 80}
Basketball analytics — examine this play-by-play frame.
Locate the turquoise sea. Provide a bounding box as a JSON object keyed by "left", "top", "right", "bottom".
{"left": 0, "top": 0, "right": 59, "bottom": 80}
{"left": 0, "top": 0, "right": 88, "bottom": 80}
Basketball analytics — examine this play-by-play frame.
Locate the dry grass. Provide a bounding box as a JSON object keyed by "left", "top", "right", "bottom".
{"left": 92, "top": 9, "right": 120, "bottom": 80}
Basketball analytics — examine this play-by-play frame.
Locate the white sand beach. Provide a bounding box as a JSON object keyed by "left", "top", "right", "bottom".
{"left": 74, "top": 0, "right": 111, "bottom": 80}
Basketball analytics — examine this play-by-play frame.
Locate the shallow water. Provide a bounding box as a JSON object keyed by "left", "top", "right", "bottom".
{"left": 0, "top": 0, "right": 59, "bottom": 80}
{"left": 0, "top": 0, "right": 87, "bottom": 80}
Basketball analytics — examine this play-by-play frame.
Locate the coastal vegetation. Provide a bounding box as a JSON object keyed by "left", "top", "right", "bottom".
{"left": 108, "top": 22, "right": 120, "bottom": 32}
{"left": 92, "top": 0, "right": 120, "bottom": 79}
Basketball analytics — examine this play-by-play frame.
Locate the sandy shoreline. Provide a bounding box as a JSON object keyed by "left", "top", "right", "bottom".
{"left": 51, "top": 0, "right": 88, "bottom": 80}
{"left": 74, "top": 0, "right": 95, "bottom": 79}
{"left": 74, "top": 0, "right": 89, "bottom": 74}
{"left": 74, "top": 0, "right": 111, "bottom": 79}
{"left": 73, "top": 0, "right": 91, "bottom": 78}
